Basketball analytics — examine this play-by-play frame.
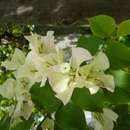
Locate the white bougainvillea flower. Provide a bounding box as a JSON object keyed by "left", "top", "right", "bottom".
{"left": 48, "top": 48, "right": 115, "bottom": 105}
{"left": 17, "top": 50, "right": 47, "bottom": 86}
{"left": 1, "top": 48, "right": 25, "bottom": 71}
{"left": 48, "top": 47, "right": 92, "bottom": 105}
{"left": 17, "top": 47, "right": 64, "bottom": 86}
{"left": 93, "top": 108, "right": 118, "bottom": 130}
{"left": 25, "top": 31, "right": 55, "bottom": 56}
{"left": 79, "top": 51, "right": 115, "bottom": 94}
{"left": 0, "top": 78, "right": 34, "bottom": 120}
{"left": 18, "top": 31, "right": 64, "bottom": 86}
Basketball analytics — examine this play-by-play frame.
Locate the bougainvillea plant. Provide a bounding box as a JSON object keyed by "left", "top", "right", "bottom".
{"left": 0, "top": 15, "right": 130, "bottom": 130}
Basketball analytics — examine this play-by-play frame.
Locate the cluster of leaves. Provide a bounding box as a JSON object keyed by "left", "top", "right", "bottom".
{"left": 1, "top": 15, "right": 130, "bottom": 130}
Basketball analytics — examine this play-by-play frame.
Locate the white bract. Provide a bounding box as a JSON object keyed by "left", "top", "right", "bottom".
{"left": 93, "top": 108, "right": 118, "bottom": 130}
{"left": 24, "top": 31, "right": 55, "bottom": 56}
{"left": 79, "top": 51, "right": 115, "bottom": 94}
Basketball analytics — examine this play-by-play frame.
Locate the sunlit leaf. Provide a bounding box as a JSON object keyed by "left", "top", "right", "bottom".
{"left": 117, "top": 20, "right": 130, "bottom": 36}
{"left": 89, "top": 15, "right": 116, "bottom": 38}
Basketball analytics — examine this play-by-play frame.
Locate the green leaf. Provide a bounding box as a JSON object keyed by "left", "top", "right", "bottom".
{"left": 30, "top": 81, "right": 62, "bottom": 113}
{"left": 72, "top": 88, "right": 104, "bottom": 112}
{"left": 72, "top": 87, "right": 130, "bottom": 112}
{"left": 55, "top": 103, "right": 88, "bottom": 130}
{"left": 88, "top": 15, "right": 116, "bottom": 38}
{"left": 105, "top": 41, "right": 130, "bottom": 69}
{"left": 10, "top": 118, "right": 33, "bottom": 130}
{"left": 117, "top": 19, "right": 130, "bottom": 36}
{"left": 114, "top": 104, "right": 130, "bottom": 130}
{"left": 77, "top": 36, "right": 103, "bottom": 54}
{"left": 104, "top": 88, "right": 130, "bottom": 105}
{"left": 0, "top": 115, "right": 10, "bottom": 130}
{"left": 112, "top": 70, "right": 130, "bottom": 92}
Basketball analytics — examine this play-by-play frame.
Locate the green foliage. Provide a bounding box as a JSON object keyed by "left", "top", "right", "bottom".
{"left": 105, "top": 41, "right": 130, "bottom": 69}
{"left": 112, "top": 70, "right": 130, "bottom": 92}
{"left": 77, "top": 36, "right": 103, "bottom": 55}
{"left": 88, "top": 15, "right": 116, "bottom": 38}
{"left": 72, "top": 88, "right": 105, "bottom": 112}
{"left": 117, "top": 20, "right": 130, "bottom": 36}
{"left": 114, "top": 104, "right": 130, "bottom": 130}
{"left": 72, "top": 87, "right": 130, "bottom": 112}
{"left": 30, "top": 82, "right": 62, "bottom": 113}
{"left": 55, "top": 103, "right": 88, "bottom": 130}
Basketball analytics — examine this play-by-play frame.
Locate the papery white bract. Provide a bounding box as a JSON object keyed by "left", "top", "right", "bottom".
{"left": 71, "top": 47, "right": 92, "bottom": 69}
{"left": 25, "top": 31, "right": 55, "bottom": 56}
{"left": 79, "top": 51, "right": 115, "bottom": 94}
{"left": 93, "top": 108, "right": 118, "bottom": 130}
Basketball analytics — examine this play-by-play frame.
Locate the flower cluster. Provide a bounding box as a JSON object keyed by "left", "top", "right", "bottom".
{"left": 0, "top": 31, "right": 115, "bottom": 122}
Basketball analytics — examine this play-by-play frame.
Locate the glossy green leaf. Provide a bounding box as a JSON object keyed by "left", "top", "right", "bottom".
{"left": 104, "top": 88, "right": 130, "bottom": 105}
{"left": 105, "top": 41, "right": 130, "bottom": 69}
{"left": 77, "top": 36, "right": 103, "bottom": 54}
{"left": 55, "top": 103, "right": 88, "bottom": 130}
{"left": 72, "top": 88, "right": 105, "bottom": 112}
{"left": 89, "top": 15, "right": 116, "bottom": 38}
{"left": 72, "top": 87, "right": 130, "bottom": 112}
{"left": 30, "top": 81, "right": 62, "bottom": 113}
{"left": 117, "top": 19, "right": 130, "bottom": 36}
